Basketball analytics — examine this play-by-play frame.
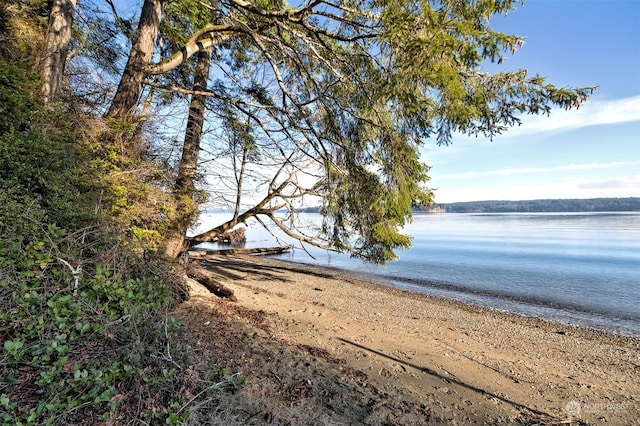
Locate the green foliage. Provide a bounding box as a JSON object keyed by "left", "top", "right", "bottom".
{"left": 0, "top": 0, "right": 48, "bottom": 63}
{"left": 0, "top": 57, "right": 151, "bottom": 423}
{"left": 158, "top": 0, "right": 219, "bottom": 93}
{"left": 0, "top": 61, "right": 91, "bottom": 278}
{"left": 80, "top": 118, "right": 181, "bottom": 255}
{"left": 162, "top": 0, "right": 217, "bottom": 47}
{"left": 374, "top": 0, "right": 595, "bottom": 144}
{"left": 252, "top": 0, "right": 284, "bottom": 11}
{"left": 0, "top": 54, "right": 228, "bottom": 425}
{"left": 315, "top": 0, "right": 592, "bottom": 260}
{"left": 0, "top": 62, "right": 39, "bottom": 133}
{"left": 0, "top": 257, "right": 179, "bottom": 425}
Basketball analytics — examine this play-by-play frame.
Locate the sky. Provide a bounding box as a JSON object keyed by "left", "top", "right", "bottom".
{"left": 113, "top": 0, "right": 638, "bottom": 204}
{"left": 423, "top": 0, "right": 640, "bottom": 203}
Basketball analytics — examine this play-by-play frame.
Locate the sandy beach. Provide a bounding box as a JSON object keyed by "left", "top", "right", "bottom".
{"left": 174, "top": 254, "right": 639, "bottom": 425}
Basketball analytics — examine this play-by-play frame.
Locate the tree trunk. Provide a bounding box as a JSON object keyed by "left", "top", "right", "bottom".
{"left": 163, "top": 46, "right": 212, "bottom": 257}
{"left": 233, "top": 145, "right": 249, "bottom": 221}
{"left": 175, "top": 47, "right": 211, "bottom": 195}
{"left": 41, "top": 0, "right": 77, "bottom": 103}
{"left": 186, "top": 263, "right": 237, "bottom": 301}
{"left": 107, "top": 0, "right": 163, "bottom": 119}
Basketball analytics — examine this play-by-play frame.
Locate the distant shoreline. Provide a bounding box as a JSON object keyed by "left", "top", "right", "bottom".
{"left": 417, "top": 197, "right": 640, "bottom": 213}
{"left": 290, "top": 197, "right": 640, "bottom": 214}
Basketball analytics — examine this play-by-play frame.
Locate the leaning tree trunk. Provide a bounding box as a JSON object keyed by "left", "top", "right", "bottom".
{"left": 232, "top": 143, "right": 249, "bottom": 222}
{"left": 106, "top": 0, "right": 163, "bottom": 119}
{"left": 164, "top": 46, "right": 212, "bottom": 257}
{"left": 41, "top": 0, "right": 77, "bottom": 103}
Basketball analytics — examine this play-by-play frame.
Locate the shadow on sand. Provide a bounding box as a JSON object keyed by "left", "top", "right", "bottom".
{"left": 337, "top": 337, "right": 559, "bottom": 421}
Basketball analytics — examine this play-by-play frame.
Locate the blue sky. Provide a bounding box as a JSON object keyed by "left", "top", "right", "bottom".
{"left": 113, "top": 0, "right": 638, "bottom": 204}
{"left": 423, "top": 0, "right": 640, "bottom": 203}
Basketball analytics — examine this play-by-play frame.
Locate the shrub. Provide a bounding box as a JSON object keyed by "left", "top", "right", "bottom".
{"left": 0, "top": 56, "right": 220, "bottom": 425}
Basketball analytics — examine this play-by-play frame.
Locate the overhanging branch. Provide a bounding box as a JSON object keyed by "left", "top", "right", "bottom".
{"left": 146, "top": 24, "right": 247, "bottom": 75}
{"left": 142, "top": 80, "right": 278, "bottom": 110}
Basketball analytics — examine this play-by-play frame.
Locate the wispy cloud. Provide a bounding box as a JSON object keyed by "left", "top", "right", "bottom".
{"left": 438, "top": 161, "right": 640, "bottom": 180}
{"left": 503, "top": 95, "right": 640, "bottom": 137}
{"left": 576, "top": 176, "right": 640, "bottom": 190}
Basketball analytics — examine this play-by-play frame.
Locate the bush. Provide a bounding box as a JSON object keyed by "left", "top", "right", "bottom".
{"left": 0, "top": 57, "right": 221, "bottom": 425}
{"left": 0, "top": 249, "right": 191, "bottom": 425}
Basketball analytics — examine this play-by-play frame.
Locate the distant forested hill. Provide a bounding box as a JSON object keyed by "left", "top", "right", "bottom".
{"left": 417, "top": 198, "right": 640, "bottom": 213}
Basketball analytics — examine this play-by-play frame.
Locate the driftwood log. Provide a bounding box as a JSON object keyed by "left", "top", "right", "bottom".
{"left": 184, "top": 246, "right": 291, "bottom": 300}
{"left": 188, "top": 245, "right": 292, "bottom": 257}
{"left": 186, "top": 266, "right": 237, "bottom": 301}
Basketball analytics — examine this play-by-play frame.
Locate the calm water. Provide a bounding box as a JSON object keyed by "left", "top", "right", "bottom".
{"left": 194, "top": 212, "right": 640, "bottom": 336}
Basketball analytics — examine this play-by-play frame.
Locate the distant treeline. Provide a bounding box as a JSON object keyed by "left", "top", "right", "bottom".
{"left": 417, "top": 197, "right": 640, "bottom": 213}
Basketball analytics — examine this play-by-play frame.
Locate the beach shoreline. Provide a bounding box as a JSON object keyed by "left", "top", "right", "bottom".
{"left": 274, "top": 257, "right": 640, "bottom": 339}
{"left": 175, "top": 254, "right": 640, "bottom": 425}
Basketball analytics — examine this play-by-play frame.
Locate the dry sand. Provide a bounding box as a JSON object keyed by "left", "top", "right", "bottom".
{"left": 174, "top": 254, "right": 639, "bottom": 425}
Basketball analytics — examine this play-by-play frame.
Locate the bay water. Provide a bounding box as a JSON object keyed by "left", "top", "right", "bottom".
{"left": 194, "top": 212, "right": 640, "bottom": 337}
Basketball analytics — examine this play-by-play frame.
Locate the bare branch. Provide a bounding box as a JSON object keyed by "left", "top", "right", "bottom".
{"left": 266, "top": 212, "right": 332, "bottom": 250}
{"left": 142, "top": 79, "right": 278, "bottom": 110}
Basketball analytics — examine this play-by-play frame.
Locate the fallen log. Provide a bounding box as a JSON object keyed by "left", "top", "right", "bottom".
{"left": 188, "top": 245, "right": 292, "bottom": 257}
{"left": 186, "top": 266, "right": 237, "bottom": 301}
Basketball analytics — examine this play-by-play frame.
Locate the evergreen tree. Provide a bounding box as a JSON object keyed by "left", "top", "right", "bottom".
{"left": 106, "top": 0, "right": 595, "bottom": 262}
